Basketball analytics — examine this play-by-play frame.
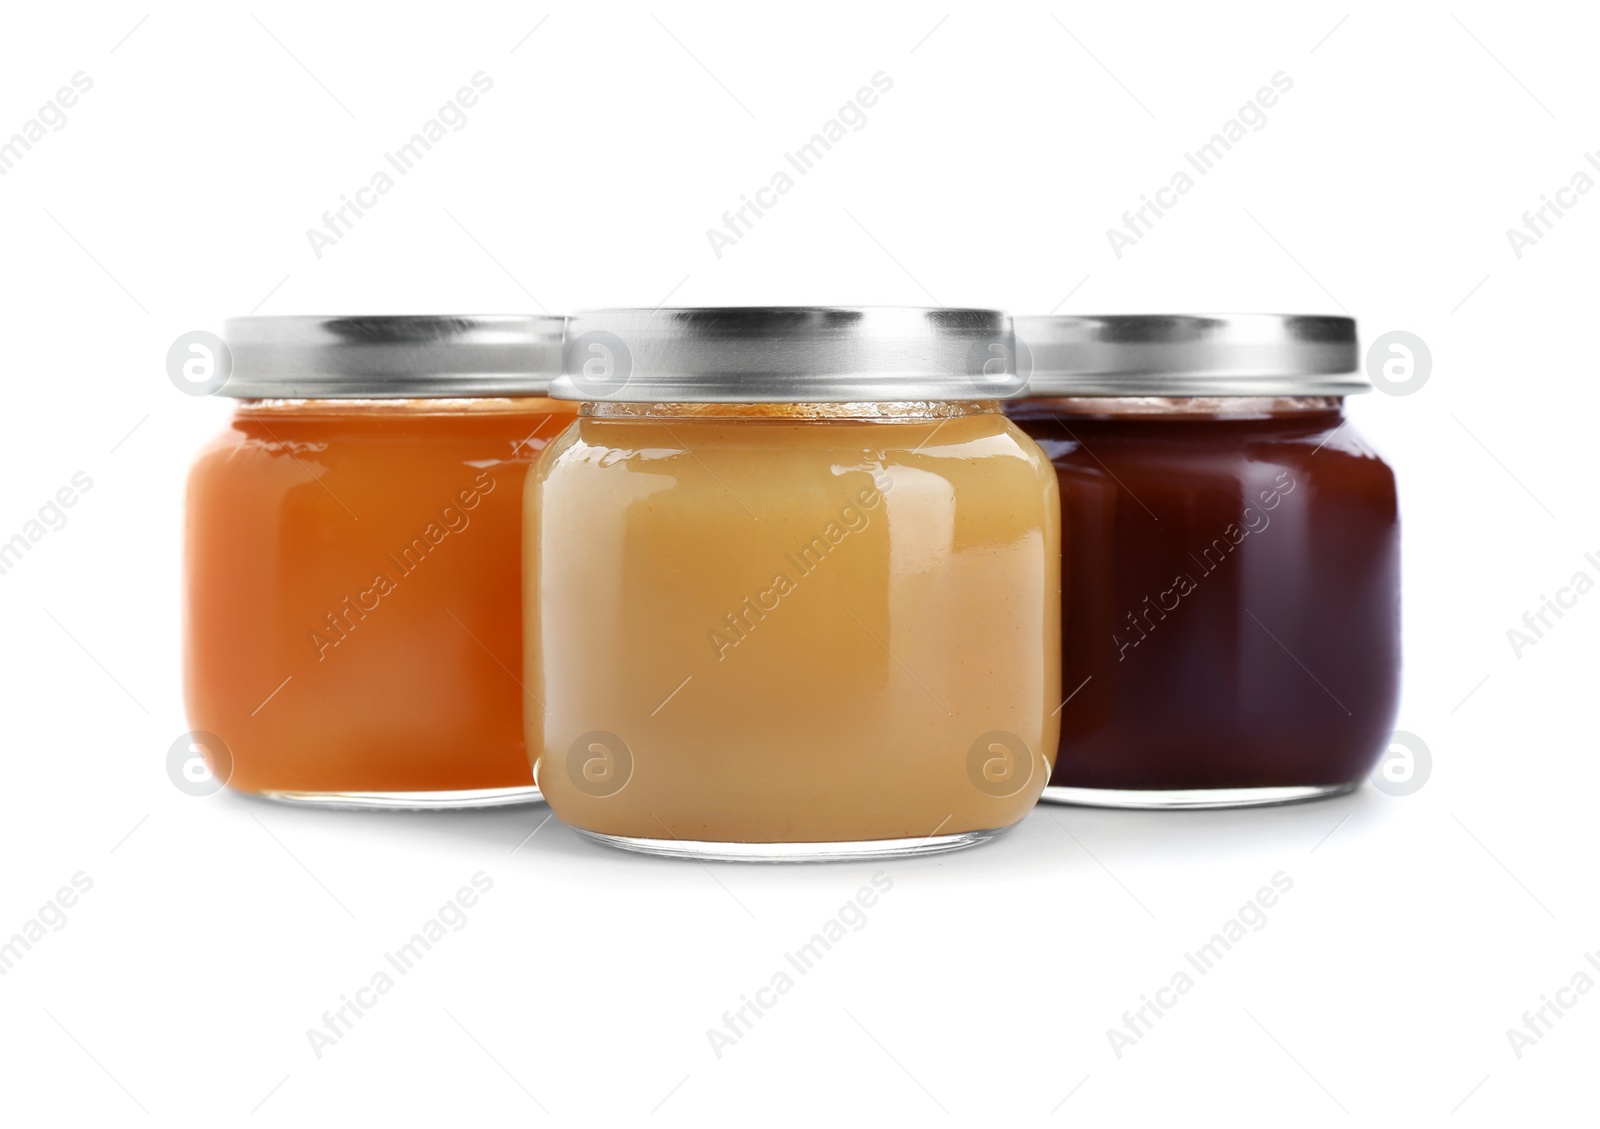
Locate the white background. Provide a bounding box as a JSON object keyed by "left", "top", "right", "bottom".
{"left": 1, "top": 1, "right": 1595, "bottom": 1124}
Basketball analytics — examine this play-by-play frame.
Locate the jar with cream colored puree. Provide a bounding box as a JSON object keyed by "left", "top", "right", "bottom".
{"left": 184, "top": 315, "right": 575, "bottom": 807}
{"left": 528, "top": 308, "right": 1061, "bottom": 860}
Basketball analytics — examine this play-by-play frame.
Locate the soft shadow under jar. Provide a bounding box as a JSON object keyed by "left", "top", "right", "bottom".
{"left": 528, "top": 307, "right": 1062, "bottom": 860}
{"left": 183, "top": 315, "right": 575, "bottom": 808}
{"left": 1007, "top": 315, "right": 1400, "bottom": 809}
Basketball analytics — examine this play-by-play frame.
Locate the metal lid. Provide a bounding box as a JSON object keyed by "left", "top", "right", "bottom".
{"left": 552, "top": 307, "right": 1022, "bottom": 402}
{"left": 1012, "top": 314, "right": 1367, "bottom": 397}
{"left": 218, "top": 315, "right": 565, "bottom": 398}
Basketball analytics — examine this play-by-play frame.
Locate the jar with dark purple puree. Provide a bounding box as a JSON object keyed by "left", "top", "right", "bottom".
{"left": 1006, "top": 315, "right": 1400, "bottom": 808}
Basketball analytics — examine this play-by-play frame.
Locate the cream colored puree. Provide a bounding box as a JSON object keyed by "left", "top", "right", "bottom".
{"left": 527, "top": 402, "right": 1061, "bottom": 843}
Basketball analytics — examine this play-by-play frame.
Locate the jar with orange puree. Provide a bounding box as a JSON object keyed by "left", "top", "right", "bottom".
{"left": 528, "top": 308, "right": 1061, "bottom": 860}
{"left": 184, "top": 315, "right": 575, "bottom": 807}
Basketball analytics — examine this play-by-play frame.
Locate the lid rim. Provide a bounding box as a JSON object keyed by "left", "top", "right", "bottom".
{"left": 554, "top": 306, "right": 1020, "bottom": 402}
{"left": 217, "top": 314, "right": 566, "bottom": 399}
{"left": 1013, "top": 313, "right": 1366, "bottom": 397}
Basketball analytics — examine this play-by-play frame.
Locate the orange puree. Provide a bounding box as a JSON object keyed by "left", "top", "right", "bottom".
{"left": 184, "top": 396, "right": 576, "bottom": 799}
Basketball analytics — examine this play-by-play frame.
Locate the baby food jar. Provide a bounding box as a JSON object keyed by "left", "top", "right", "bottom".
{"left": 528, "top": 307, "right": 1061, "bottom": 860}
{"left": 1007, "top": 315, "right": 1399, "bottom": 808}
{"left": 184, "top": 315, "right": 574, "bottom": 807}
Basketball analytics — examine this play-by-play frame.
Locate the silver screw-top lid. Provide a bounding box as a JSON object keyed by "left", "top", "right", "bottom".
{"left": 551, "top": 307, "right": 1023, "bottom": 402}
{"left": 218, "top": 315, "right": 566, "bottom": 398}
{"left": 1012, "top": 314, "right": 1367, "bottom": 397}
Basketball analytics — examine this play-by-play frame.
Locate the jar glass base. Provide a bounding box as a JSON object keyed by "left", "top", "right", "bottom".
{"left": 1039, "top": 782, "right": 1356, "bottom": 810}
{"left": 574, "top": 827, "right": 1004, "bottom": 862}
{"left": 254, "top": 785, "right": 542, "bottom": 810}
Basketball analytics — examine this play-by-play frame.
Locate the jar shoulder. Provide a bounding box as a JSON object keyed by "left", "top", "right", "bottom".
{"left": 1018, "top": 412, "right": 1390, "bottom": 480}
{"left": 538, "top": 412, "right": 1053, "bottom": 472}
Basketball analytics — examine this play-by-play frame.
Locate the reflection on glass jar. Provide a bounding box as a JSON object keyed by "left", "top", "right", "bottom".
{"left": 1009, "top": 315, "right": 1400, "bottom": 808}
{"left": 528, "top": 308, "right": 1061, "bottom": 859}
{"left": 183, "top": 315, "right": 573, "bottom": 808}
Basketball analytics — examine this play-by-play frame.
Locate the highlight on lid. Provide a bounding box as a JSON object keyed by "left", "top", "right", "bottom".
{"left": 555, "top": 306, "right": 1030, "bottom": 403}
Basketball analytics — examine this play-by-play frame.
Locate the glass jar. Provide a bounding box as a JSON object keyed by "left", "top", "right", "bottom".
{"left": 528, "top": 308, "right": 1061, "bottom": 859}
{"left": 184, "top": 315, "right": 575, "bottom": 807}
{"left": 1007, "top": 315, "right": 1399, "bottom": 808}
